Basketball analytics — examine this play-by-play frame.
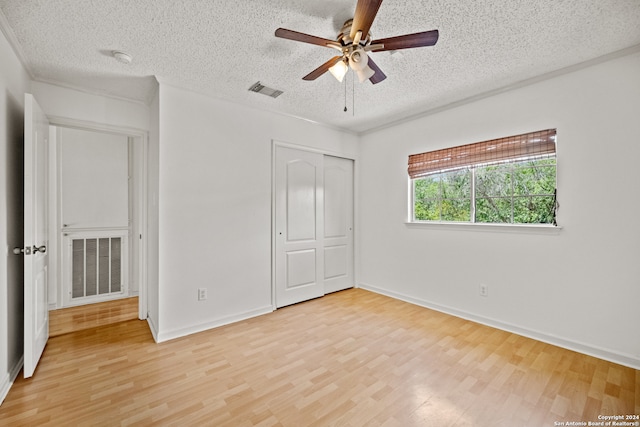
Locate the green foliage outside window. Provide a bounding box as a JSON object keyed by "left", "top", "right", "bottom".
{"left": 413, "top": 158, "right": 556, "bottom": 224}
{"left": 414, "top": 169, "right": 471, "bottom": 221}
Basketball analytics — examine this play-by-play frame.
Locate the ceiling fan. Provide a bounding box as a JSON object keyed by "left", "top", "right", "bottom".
{"left": 275, "top": 0, "right": 439, "bottom": 84}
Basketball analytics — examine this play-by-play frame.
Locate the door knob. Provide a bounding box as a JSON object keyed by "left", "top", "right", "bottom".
{"left": 12, "top": 246, "right": 45, "bottom": 255}
{"left": 32, "top": 245, "right": 47, "bottom": 254}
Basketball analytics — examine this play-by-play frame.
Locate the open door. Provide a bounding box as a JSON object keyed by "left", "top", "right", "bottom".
{"left": 22, "top": 93, "right": 50, "bottom": 378}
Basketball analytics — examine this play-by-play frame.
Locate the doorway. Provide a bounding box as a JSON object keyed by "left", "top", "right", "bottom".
{"left": 20, "top": 93, "right": 148, "bottom": 378}
{"left": 48, "top": 124, "right": 147, "bottom": 316}
{"left": 273, "top": 145, "right": 354, "bottom": 308}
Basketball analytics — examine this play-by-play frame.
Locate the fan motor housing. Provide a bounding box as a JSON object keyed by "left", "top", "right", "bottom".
{"left": 337, "top": 19, "right": 371, "bottom": 46}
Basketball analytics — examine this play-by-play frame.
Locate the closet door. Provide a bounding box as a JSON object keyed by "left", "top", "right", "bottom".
{"left": 274, "top": 147, "right": 324, "bottom": 308}
{"left": 274, "top": 147, "right": 355, "bottom": 307}
{"left": 323, "top": 156, "right": 354, "bottom": 294}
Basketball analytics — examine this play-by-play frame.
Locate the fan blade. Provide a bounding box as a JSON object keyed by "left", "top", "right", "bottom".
{"left": 367, "top": 57, "right": 387, "bottom": 84}
{"left": 303, "top": 56, "right": 344, "bottom": 81}
{"left": 350, "top": 0, "right": 384, "bottom": 41}
{"left": 370, "top": 30, "right": 439, "bottom": 52}
{"left": 275, "top": 28, "right": 340, "bottom": 48}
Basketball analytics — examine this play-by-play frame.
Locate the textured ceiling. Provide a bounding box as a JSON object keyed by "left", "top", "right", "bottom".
{"left": 1, "top": 0, "right": 640, "bottom": 133}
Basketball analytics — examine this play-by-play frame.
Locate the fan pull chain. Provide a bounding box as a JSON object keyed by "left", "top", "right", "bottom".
{"left": 343, "top": 73, "right": 347, "bottom": 112}
{"left": 352, "top": 71, "right": 355, "bottom": 116}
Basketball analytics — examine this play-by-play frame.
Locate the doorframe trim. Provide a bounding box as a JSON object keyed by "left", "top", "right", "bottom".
{"left": 271, "top": 139, "right": 358, "bottom": 310}
{"left": 46, "top": 116, "right": 149, "bottom": 320}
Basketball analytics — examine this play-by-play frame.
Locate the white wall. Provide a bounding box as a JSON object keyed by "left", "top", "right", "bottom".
{"left": 59, "top": 128, "right": 129, "bottom": 229}
{"left": 0, "top": 25, "right": 31, "bottom": 404}
{"left": 357, "top": 51, "right": 640, "bottom": 368}
{"left": 154, "top": 83, "right": 358, "bottom": 341}
{"left": 31, "top": 82, "right": 149, "bottom": 132}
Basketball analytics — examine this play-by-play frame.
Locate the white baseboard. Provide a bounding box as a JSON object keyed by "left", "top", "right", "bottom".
{"left": 358, "top": 283, "right": 640, "bottom": 370}
{"left": 146, "top": 316, "right": 159, "bottom": 343}
{"left": 0, "top": 356, "right": 23, "bottom": 406}
{"left": 156, "top": 305, "right": 274, "bottom": 343}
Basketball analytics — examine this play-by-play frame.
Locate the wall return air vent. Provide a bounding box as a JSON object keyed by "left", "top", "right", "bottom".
{"left": 248, "top": 82, "right": 283, "bottom": 98}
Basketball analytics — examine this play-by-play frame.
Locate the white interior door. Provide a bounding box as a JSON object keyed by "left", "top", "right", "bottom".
{"left": 275, "top": 147, "right": 324, "bottom": 308}
{"left": 23, "top": 93, "right": 50, "bottom": 378}
{"left": 323, "top": 156, "right": 354, "bottom": 294}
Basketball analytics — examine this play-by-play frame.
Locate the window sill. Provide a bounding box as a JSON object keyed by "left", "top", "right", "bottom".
{"left": 405, "top": 221, "right": 562, "bottom": 234}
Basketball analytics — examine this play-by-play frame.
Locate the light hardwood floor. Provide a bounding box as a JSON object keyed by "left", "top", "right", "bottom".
{"left": 1, "top": 289, "right": 638, "bottom": 426}
{"left": 49, "top": 297, "right": 139, "bottom": 337}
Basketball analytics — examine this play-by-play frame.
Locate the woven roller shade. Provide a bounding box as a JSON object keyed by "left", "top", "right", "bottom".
{"left": 408, "top": 129, "right": 556, "bottom": 179}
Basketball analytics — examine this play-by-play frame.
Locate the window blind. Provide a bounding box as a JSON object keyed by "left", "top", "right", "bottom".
{"left": 408, "top": 129, "right": 556, "bottom": 179}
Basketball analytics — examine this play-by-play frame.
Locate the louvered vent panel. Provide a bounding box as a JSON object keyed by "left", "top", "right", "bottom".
{"left": 71, "top": 237, "right": 123, "bottom": 299}
{"left": 99, "top": 238, "right": 110, "bottom": 294}
{"left": 111, "top": 238, "right": 121, "bottom": 292}
{"left": 72, "top": 240, "right": 84, "bottom": 298}
{"left": 86, "top": 239, "right": 97, "bottom": 296}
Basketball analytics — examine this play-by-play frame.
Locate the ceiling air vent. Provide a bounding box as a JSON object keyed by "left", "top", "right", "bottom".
{"left": 248, "top": 82, "right": 283, "bottom": 99}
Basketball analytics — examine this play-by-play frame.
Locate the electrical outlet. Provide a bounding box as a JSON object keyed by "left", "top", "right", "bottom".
{"left": 198, "top": 288, "right": 207, "bottom": 301}
{"left": 479, "top": 284, "right": 489, "bottom": 297}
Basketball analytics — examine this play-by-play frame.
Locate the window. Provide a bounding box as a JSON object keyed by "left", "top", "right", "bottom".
{"left": 409, "top": 129, "right": 557, "bottom": 225}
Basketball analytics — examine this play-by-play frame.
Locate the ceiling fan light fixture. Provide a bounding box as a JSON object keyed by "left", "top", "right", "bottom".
{"left": 348, "top": 49, "right": 368, "bottom": 72}
{"left": 329, "top": 59, "right": 349, "bottom": 82}
{"left": 348, "top": 47, "right": 374, "bottom": 82}
{"left": 356, "top": 66, "right": 375, "bottom": 83}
